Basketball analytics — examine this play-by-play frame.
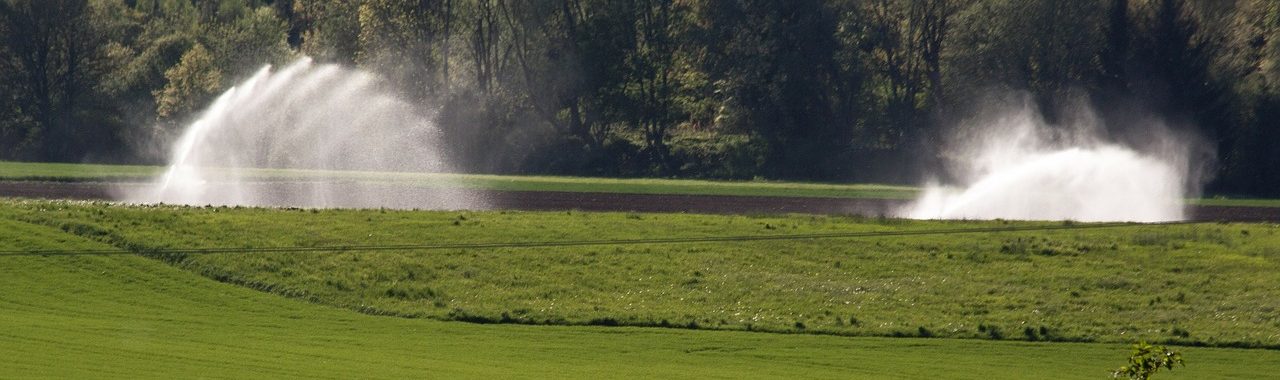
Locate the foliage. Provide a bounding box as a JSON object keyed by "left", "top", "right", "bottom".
{"left": 1112, "top": 342, "right": 1185, "bottom": 380}
{"left": 665, "top": 132, "right": 768, "bottom": 179}
{"left": 291, "top": 0, "right": 360, "bottom": 64}
{"left": 0, "top": 0, "right": 115, "bottom": 160}
{"left": 207, "top": 5, "right": 290, "bottom": 75}
{"left": 3, "top": 0, "right": 1280, "bottom": 195}
{"left": 153, "top": 43, "right": 221, "bottom": 119}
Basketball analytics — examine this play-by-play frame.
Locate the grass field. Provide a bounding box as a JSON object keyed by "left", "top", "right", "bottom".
{"left": 0, "top": 160, "right": 919, "bottom": 199}
{"left": 5, "top": 199, "right": 1278, "bottom": 349}
{"left": 5, "top": 160, "right": 1280, "bottom": 207}
{"left": 4, "top": 208, "right": 1280, "bottom": 378}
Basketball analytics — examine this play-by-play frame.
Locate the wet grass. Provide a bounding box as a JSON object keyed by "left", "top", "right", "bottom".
{"left": 1189, "top": 197, "right": 1280, "bottom": 208}
{"left": 0, "top": 160, "right": 917, "bottom": 199}
{"left": 0, "top": 161, "right": 161, "bottom": 181}
{"left": 5, "top": 212, "right": 1280, "bottom": 378}
{"left": 4, "top": 199, "right": 1279, "bottom": 350}
{"left": 6, "top": 160, "right": 1280, "bottom": 207}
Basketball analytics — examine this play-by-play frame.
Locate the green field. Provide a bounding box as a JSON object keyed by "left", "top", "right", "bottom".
{"left": 0, "top": 160, "right": 918, "bottom": 199}
{"left": 5, "top": 160, "right": 1280, "bottom": 207}
{"left": 6, "top": 200, "right": 1279, "bottom": 347}
{"left": 4, "top": 202, "right": 1280, "bottom": 378}
{"left": 1188, "top": 197, "right": 1280, "bottom": 208}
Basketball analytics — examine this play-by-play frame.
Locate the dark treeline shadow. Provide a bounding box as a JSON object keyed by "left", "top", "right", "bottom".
{"left": 1, "top": 0, "right": 1278, "bottom": 196}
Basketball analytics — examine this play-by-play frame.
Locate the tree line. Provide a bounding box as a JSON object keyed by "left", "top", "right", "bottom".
{"left": 2, "top": 0, "right": 1279, "bottom": 196}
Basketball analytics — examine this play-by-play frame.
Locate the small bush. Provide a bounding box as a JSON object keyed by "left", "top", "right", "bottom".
{"left": 1112, "top": 342, "right": 1184, "bottom": 380}
{"left": 918, "top": 326, "right": 934, "bottom": 338}
{"left": 666, "top": 132, "right": 767, "bottom": 179}
{"left": 589, "top": 317, "right": 620, "bottom": 326}
{"left": 978, "top": 324, "right": 1004, "bottom": 340}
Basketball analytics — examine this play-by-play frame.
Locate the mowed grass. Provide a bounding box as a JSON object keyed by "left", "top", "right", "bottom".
{"left": 0, "top": 161, "right": 161, "bottom": 181}
{"left": 4, "top": 213, "right": 1280, "bottom": 378}
{"left": 0, "top": 160, "right": 918, "bottom": 199}
{"left": 6, "top": 160, "right": 1280, "bottom": 207}
{"left": 1189, "top": 197, "right": 1280, "bottom": 208}
{"left": 5, "top": 200, "right": 1279, "bottom": 349}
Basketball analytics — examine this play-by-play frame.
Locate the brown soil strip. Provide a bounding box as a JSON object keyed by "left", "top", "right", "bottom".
{"left": 0, "top": 181, "right": 1273, "bottom": 222}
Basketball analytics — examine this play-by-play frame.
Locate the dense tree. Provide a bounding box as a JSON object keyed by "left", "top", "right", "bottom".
{"left": 1213, "top": 0, "right": 1280, "bottom": 195}
{"left": 290, "top": 0, "right": 360, "bottom": 64}
{"left": 0, "top": 0, "right": 112, "bottom": 160}
{"left": 621, "top": 0, "right": 680, "bottom": 172}
{"left": 500, "top": 0, "right": 619, "bottom": 152}
{"left": 857, "top": 0, "right": 960, "bottom": 178}
{"left": 208, "top": 4, "right": 290, "bottom": 75}
{"left": 358, "top": 0, "right": 454, "bottom": 100}
{"left": 153, "top": 43, "right": 220, "bottom": 120}
{"left": 1129, "top": 0, "right": 1225, "bottom": 122}
{"left": 4, "top": 0, "right": 1280, "bottom": 195}
{"left": 947, "top": 0, "right": 1107, "bottom": 119}
{"left": 693, "top": 0, "right": 856, "bottom": 179}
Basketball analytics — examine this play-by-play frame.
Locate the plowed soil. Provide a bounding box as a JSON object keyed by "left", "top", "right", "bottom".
{"left": 0, "top": 180, "right": 1274, "bottom": 221}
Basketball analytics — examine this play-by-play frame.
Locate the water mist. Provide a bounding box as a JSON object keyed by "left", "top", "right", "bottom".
{"left": 126, "top": 58, "right": 482, "bottom": 209}
{"left": 902, "top": 103, "right": 1196, "bottom": 222}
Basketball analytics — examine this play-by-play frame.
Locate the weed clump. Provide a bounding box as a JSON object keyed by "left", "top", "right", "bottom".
{"left": 589, "top": 317, "right": 620, "bottom": 326}
{"left": 978, "top": 324, "right": 1004, "bottom": 340}
{"left": 1024, "top": 327, "right": 1040, "bottom": 341}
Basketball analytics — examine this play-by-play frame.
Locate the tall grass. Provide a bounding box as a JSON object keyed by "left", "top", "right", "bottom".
{"left": 4, "top": 200, "right": 1278, "bottom": 348}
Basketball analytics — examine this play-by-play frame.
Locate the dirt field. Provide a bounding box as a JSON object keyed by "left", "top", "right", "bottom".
{"left": 0, "top": 180, "right": 1274, "bottom": 221}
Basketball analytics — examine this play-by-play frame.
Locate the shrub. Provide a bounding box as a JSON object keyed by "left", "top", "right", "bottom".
{"left": 589, "top": 317, "right": 620, "bottom": 326}
{"left": 1112, "top": 342, "right": 1184, "bottom": 380}
{"left": 918, "top": 326, "right": 934, "bottom": 338}
{"left": 667, "top": 132, "right": 767, "bottom": 179}
{"left": 978, "top": 324, "right": 1004, "bottom": 340}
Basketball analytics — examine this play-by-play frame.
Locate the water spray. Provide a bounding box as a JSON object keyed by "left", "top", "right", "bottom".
{"left": 902, "top": 103, "right": 1192, "bottom": 222}
{"left": 127, "top": 58, "right": 481, "bottom": 209}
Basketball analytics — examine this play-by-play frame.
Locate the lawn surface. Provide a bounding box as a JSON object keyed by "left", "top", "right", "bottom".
{"left": 4, "top": 211, "right": 1279, "bottom": 378}
{"left": 6, "top": 199, "right": 1278, "bottom": 349}
{"left": 0, "top": 160, "right": 918, "bottom": 199}
{"left": 7, "top": 160, "right": 1280, "bottom": 207}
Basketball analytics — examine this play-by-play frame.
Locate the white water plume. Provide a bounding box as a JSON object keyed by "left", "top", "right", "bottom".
{"left": 126, "top": 58, "right": 482, "bottom": 209}
{"left": 902, "top": 103, "right": 1193, "bottom": 222}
